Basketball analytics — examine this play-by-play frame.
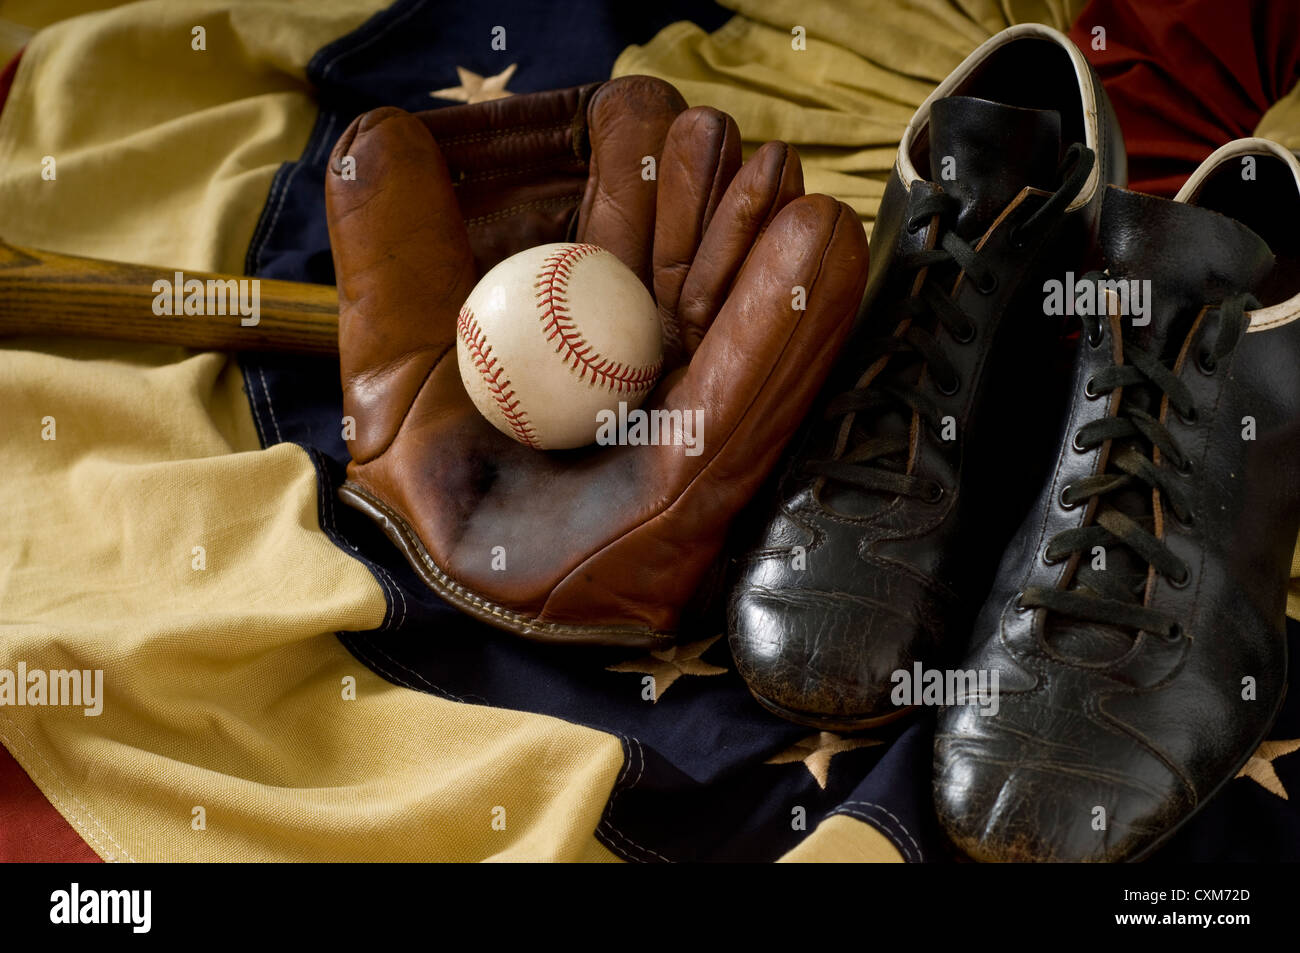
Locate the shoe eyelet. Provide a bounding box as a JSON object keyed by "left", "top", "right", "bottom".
{"left": 1071, "top": 432, "right": 1089, "bottom": 453}
{"left": 1042, "top": 545, "right": 1062, "bottom": 566}
{"left": 1013, "top": 593, "right": 1030, "bottom": 612}
{"left": 1161, "top": 622, "right": 1184, "bottom": 642}
{"left": 976, "top": 271, "right": 998, "bottom": 295}
{"left": 1169, "top": 566, "right": 1191, "bottom": 589}
{"left": 1059, "top": 485, "right": 1078, "bottom": 510}
{"left": 1176, "top": 456, "right": 1194, "bottom": 475}
{"left": 906, "top": 218, "right": 924, "bottom": 235}
{"left": 1176, "top": 406, "right": 1199, "bottom": 425}
{"left": 937, "top": 375, "right": 960, "bottom": 396}
{"left": 1087, "top": 318, "right": 1105, "bottom": 349}
{"left": 952, "top": 322, "right": 976, "bottom": 344}
{"left": 1008, "top": 225, "right": 1028, "bottom": 250}
{"left": 1171, "top": 508, "right": 1196, "bottom": 530}
{"left": 922, "top": 482, "right": 945, "bottom": 504}
{"left": 1084, "top": 377, "right": 1101, "bottom": 399}
{"left": 1197, "top": 351, "right": 1217, "bottom": 375}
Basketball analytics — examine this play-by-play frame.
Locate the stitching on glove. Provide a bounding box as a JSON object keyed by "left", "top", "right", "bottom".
{"left": 339, "top": 482, "right": 673, "bottom": 644}
{"left": 454, "top": 156, "right": 586, "bottom": 185}
{"left": 464, "top": 194, "right": 581, "bottom": 227}
{"left": 434, "top": 118, "right": 575, "bottom": 148}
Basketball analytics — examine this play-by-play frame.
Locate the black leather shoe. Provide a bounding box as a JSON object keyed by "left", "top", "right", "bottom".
{"left": 728, "top": 25, "right": 1126, "bottom": 729}
{"left": 934, "top": 138, "right": 1300, "bottom": 862}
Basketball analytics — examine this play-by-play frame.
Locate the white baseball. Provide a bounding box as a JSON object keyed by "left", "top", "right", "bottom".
{"left": 456, "top": 242, "right": 663, "bottom": 450}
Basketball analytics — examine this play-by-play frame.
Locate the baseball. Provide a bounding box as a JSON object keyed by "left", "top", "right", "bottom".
{"left": 456, "top": 242, "right": 663, "bottom": 450}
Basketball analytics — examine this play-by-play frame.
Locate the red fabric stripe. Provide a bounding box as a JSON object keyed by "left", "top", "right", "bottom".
{"left": 0, "top": 742, "right": 101, "bottom": 862}
{"left": 1071, "top": 0, "right": 1300, "bottom": 197}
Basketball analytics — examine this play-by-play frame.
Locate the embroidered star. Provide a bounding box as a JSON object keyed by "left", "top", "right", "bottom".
{"left": 606, "top": 634, "right": 727, "bottom": 701}
{"left": 431, "top": 64, "right": 517, "bottom": 103}
{"left": 1236, "top": 738, "right": 1300, "bottom": 799}
{"left": 766, "top": 731, "right": 881, "bottom": 789}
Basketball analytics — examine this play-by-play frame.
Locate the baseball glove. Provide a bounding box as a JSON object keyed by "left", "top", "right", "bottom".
{"left": 325, "top": 76, "right": 868, "bottom": 648}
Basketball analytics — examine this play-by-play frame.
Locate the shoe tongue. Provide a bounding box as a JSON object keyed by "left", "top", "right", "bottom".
{"left": 1048, "top": 188, "right": 1275, "bottom": 663}
{"left": 1099, "top": 187, "right": 1274, "bottom": 358}
{"left": 928, "top": 96, "right": 1062, "bottom": 240}
{"left": 822, "top": 101, "right": 1060, "bottom": 517}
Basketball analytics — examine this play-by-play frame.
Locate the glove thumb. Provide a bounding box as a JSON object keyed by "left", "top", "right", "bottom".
{"left": 326, "top": 107, "right": 476, "bottom": 464}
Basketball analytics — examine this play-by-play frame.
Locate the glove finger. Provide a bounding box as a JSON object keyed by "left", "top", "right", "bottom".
{"left": 327, "top": 106, "right": 476, "bottom": 465}
{"left": 652, "top": 106, "right": 742, "bottom": 364}
{"left": 673, "top": 140, "right": 804, "bottom": 359}
{"left": 658, "top": 194, "right": 868, "bottom": 489}
{"left": 575, "top": 76, "right": 686, "bottom": 289}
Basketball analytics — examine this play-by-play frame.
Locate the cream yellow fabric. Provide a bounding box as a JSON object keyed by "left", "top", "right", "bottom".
{"left": 1255, "top": 85, "right": 1300, "bottom": 154}
{"left": 0, "top": 1, "right": 139, "bottom": 32}
{"left": 613, "top": 0, "right": 1085, "bottom": 232}
{"left": 0, "top": 339, "right": 622, "bottom": 861}
{"left": 0, "top": 0, "right": 624, "bottom": 863}
{"left": 0, "top": 20, "right": 32, "bottom": 64}
{"left": 778, "top": 814, "right": 905, "bottom": 862}
{"left": 0, "top": 0, "right": 391, "bottom": 274}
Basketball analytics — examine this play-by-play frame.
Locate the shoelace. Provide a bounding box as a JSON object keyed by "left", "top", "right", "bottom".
{"left": 802, "top": 143, "right": 1096, "bottom": 502}
{"left": 1019, "top": 289, "right": 1257, "bottom": 638}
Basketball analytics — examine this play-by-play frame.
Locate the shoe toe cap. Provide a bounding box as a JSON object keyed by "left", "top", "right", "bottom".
{"left": 729, "top": 569, "right": 947, "bottom": 728}
{"left": 934, "top": 696, "right": 1193, "bottom": 862}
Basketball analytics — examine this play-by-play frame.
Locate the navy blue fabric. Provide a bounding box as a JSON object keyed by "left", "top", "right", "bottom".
{"left": 239, "top": 0, "right": 1300, "bottom": 862}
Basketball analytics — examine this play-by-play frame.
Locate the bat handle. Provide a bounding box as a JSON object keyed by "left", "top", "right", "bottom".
{"left": 0, "top": 239, "right": 340, "bottom": 355}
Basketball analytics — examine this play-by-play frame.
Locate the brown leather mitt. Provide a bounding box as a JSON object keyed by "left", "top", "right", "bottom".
{"left": 326, "top": 76, "right": 869, "bottom": 648}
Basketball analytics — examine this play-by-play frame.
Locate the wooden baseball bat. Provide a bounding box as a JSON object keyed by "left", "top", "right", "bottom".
{"left": 0, "top": 239, "right": 340, "bottom": 354}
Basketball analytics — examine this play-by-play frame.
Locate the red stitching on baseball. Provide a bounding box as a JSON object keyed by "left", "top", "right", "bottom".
{"left": 457, "top": 305, "right": 540, "bottom": 448}
{"left": 534, "top": 243, "right": 663, "bottom": 394}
